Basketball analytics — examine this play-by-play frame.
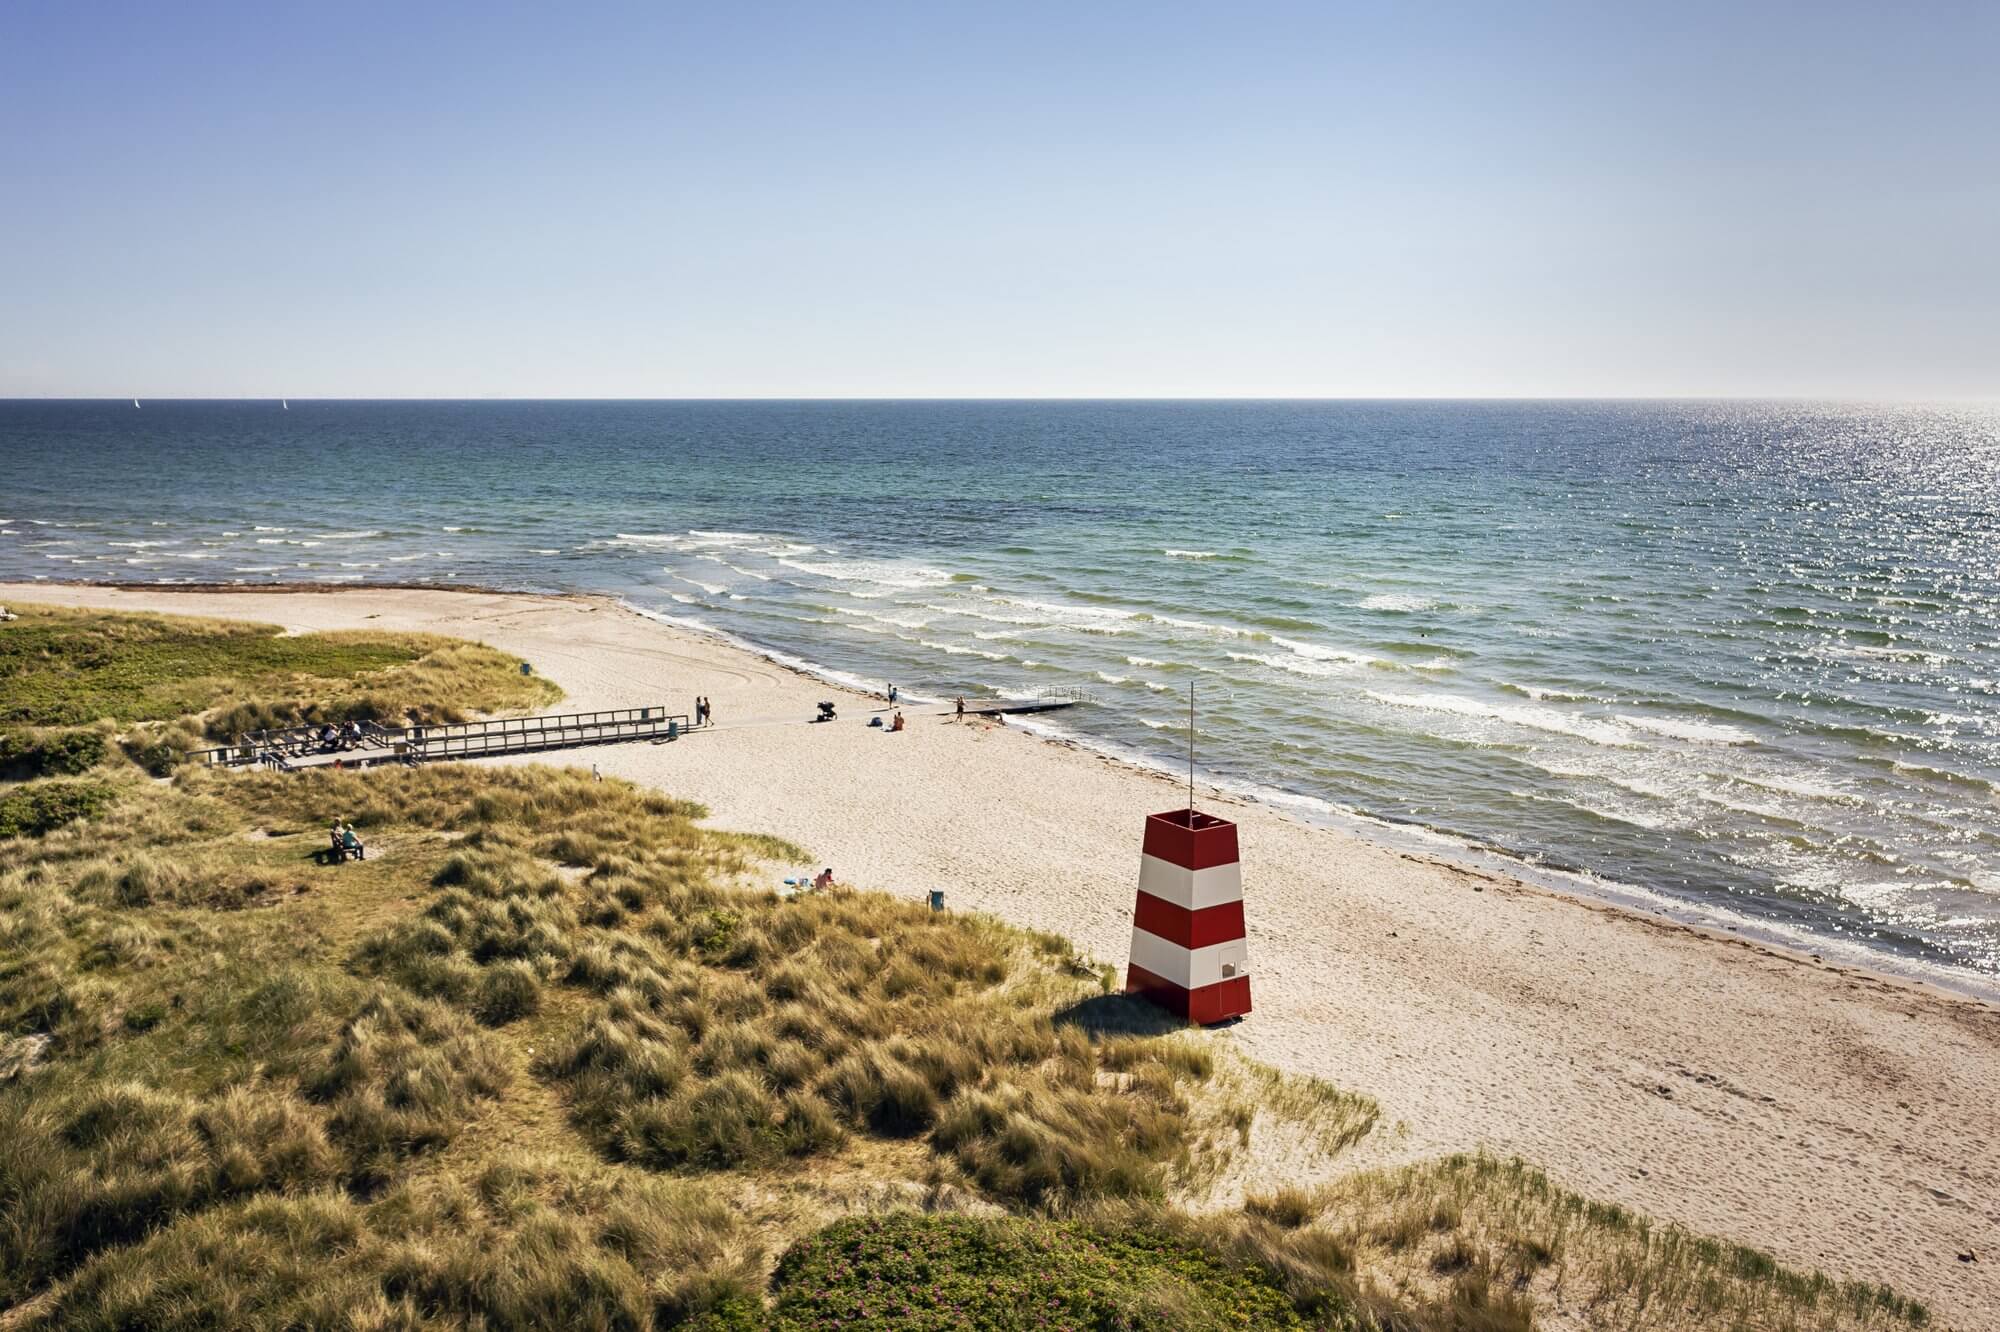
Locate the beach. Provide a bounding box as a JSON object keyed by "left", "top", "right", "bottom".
{"left": 8, "top": 581, "right": 1997, "bottom": 1325}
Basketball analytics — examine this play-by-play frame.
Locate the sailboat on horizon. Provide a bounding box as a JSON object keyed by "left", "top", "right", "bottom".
{"left": 282, "top": 399, "right": 288, "bottom": 410}
{"left": 132, "top": 398, "right": 140, "bottom": 409}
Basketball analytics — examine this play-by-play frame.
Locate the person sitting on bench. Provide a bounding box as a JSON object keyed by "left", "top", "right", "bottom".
{"left": 329, "top": 822, "right": 346, "bottom": 863}
{"left": 340, "top": 824, "right": 365, "bottom": 861}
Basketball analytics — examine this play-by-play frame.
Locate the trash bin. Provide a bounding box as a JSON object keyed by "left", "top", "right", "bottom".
{"left": 667, "top": 719, "right": 679, "bottom": 741}
{"left": 927, "top": 890, "right": 945, "bottom": 913}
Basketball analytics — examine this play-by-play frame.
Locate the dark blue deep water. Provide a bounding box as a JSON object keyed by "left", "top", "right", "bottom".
{"left": 5, "top": 399, "right": 1998, "bottom": 981}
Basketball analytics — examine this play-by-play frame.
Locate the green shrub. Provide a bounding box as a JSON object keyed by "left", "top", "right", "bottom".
{"left": 0, "top": 728, "right": 107, "bottom": 778}
{"left": 769, "top": 1213, "right": 1308, "bottom": 1330}
{"left": 0, "top": 780, "right": 116, "bottom": 839}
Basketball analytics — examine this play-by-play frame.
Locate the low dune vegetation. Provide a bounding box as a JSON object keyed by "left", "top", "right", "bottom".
{"left": 0, "top": 607, "right": 1943, "bottom": 1330}
{"left": 0, "top": 602, "right": 559, "bottom": 768}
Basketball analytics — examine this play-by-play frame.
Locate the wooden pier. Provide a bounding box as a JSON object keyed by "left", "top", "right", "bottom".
{"left": 953, "top": 699, "right": 1079, "bottom": 717}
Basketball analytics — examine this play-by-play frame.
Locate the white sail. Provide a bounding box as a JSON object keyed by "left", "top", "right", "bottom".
{"left": 133, "top": 398, "right": 140, "bottom": 408}
{"left": 282, "top": 399, "right": 288, "bottom": 410}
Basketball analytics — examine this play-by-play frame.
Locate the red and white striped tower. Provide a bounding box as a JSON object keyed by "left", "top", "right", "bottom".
{"left": 1126, "top": 807, "right": 1251, "bottom": 1024}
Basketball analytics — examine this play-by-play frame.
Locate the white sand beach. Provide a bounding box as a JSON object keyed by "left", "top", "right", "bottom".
{"left": 9, "top": 582, "right": 1997, "bottom": 1324}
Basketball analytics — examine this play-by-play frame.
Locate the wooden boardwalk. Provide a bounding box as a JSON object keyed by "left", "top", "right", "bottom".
{"left": 188, "top": 706, "right": 690, "bottom": 770}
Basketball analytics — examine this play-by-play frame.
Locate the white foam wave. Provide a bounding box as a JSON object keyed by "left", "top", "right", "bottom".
{"left": 319, "top": 530, "right": 382, "bottom": 540}
{"left": 1501, "top": 682, "right": 1602, "bottom": 704}
{"left": 1689, "top": 789, "right": 1804, "bottom": 823}
{"left": 686, "top": 530, "right": 767, "bottom": 546}
{"left": 1228, "top": 650, "right": 1351, "bottom": 680}
{"left": 778, "top": 557, "right": 953, "bottom": 589}
{"left": 918, "top": 639, "right": 1008, "bottom": 661}
{"left": 1356, "top": 593, "right": 1439, "bottom": 612}
{"left": 1369, "top": 691, "right": 1641, "bottom": 747}
{"left": 1270, "top": 634, "right": 1382, "bottom": 667}
{"left": 1732, "top": 773, "right": 1856, "bottom": 803}
{"left": 1163, "top": 548, "right": 1217, "bottom": 560}
{"left": 1151, "top": 612, "right": 1254, "bottom": 638}
{"left": 1603, "top": 774, "right": 1678, "bottom": 800}
{"left": 1126, "top": 656, "right": 1165, "bottom": 667}
{"left": 1617, "top": 714, "right": 1756, "bottom": 745}
{"left": 839, "top": 607, "right": 932, "bottom": 630}
{"left": 1096, "top": 672, "right": 1128, "bottom": 685}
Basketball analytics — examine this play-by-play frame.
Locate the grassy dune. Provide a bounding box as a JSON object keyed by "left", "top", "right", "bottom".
{"left": 0, "top": 602, "right": 561, "bottom": 731}
{"left": 0, "top": 606, "right": 1942, "bottom": 1330}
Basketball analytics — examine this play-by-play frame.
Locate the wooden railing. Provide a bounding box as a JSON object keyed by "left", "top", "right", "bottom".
{"left": 404, "top": 709, "right": 688, "bottom": 760}
{"left": 185, "top": 707, "right": 688, "bottom": 768}
{"left": 187, "top": 719, "right": 398, "bottom": 767}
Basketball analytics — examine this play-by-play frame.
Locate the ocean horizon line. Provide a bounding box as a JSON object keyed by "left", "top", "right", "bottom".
{"left": 9, "top": 394, "right": 2000, "bottom": 406}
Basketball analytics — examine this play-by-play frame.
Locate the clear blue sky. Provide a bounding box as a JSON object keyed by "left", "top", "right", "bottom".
{"left": 3, "top": 1, "right": 1994, "bottom": 398}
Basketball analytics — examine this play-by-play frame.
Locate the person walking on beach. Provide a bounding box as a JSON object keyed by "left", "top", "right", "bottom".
{"left": 954, "top": 695, "right": 965, "bottom": 722}
{"left": 888, "top": 682, "right": 898, "bottom": 704}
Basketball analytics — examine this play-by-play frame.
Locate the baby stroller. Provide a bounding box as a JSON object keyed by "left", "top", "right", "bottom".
{"left": 814, "top": 701, "right": 837, "bottom": 723}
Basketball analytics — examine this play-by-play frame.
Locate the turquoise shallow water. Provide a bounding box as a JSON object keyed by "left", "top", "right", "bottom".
{"left": 4, "top": 399, "right": 1998, "bottom": 981}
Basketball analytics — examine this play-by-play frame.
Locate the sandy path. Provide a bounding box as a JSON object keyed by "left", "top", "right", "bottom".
{"left": 10, "top": 583, "right": 1997, "bottom": 1324}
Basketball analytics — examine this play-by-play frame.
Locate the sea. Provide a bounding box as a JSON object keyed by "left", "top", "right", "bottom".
{"left": 3, "top": 399, "right": 1997, "bottom": 990}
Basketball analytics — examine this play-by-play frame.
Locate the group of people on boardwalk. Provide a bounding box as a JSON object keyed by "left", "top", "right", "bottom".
{"left": 312, "top": 721, "right": 365, "bottom": 752}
